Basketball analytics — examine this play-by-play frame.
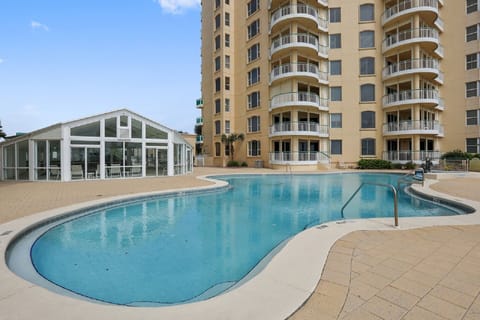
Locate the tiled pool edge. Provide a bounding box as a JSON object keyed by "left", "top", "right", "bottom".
{"left": 1, "top": 173, "right": 480, "bottom": 320}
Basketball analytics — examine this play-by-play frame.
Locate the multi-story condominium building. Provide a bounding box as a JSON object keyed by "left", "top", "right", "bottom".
{"left": 197, "top": 0, "right": 480, "bottom": 170}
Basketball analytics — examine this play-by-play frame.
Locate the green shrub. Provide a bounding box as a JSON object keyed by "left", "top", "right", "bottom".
{"left": 241, "top": 161, "right": 248, "bottom": 167}
{"left": 441, "top": 149, "right": 471, "bottom": 160}
{"left": 226, "top": 160, "right": 240, "bottom": 167}
{"left": 358, "top": 159, "right": 392, "bottom": 169}
{"left": 404, "top": 162, "right": 415, "bottom": 169}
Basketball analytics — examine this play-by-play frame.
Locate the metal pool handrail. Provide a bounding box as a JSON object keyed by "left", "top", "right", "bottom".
{"left": 341, "top": 182, "right": 399, "bottom": 226}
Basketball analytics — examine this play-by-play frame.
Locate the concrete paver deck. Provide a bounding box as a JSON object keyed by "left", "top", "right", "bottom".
{"left": 0, "top": 168, "right": 479, "bottom": 319}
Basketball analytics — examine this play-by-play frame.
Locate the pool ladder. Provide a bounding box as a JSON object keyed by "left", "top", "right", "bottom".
{"left": 340, "top": 182, "right": 399, "bottom": 227}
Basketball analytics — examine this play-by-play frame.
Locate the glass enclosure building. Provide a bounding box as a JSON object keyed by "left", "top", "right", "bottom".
{"left": 0, "top": 109, "right": 193, "bottom": 181}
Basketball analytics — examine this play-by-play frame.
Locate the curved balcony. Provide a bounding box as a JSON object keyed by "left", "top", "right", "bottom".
{"left": 382, "top": 58, "right": 442, "bottom": 83}
{"left": 270, "top": 63, "right": 328, "bottom": 85}
{"left": 382, "top": 28, "right": 440, "bottom": 55}
{"left": 270, "top": 0, "right": 329, "bottom": 9}
{"left": 383, "top": 150, "right": 441, "bottom": 163}
{"left": 382, "top": 89, "right": 444, "bottom": 109}
{"left": 270, "top": 151, "right": 330, "bottom": 165}
{"left": 382, "top": 0, "right": 439, "bottom": 27}
{"left": 270, "top": 33, "right": 328, "bottom": 59}
{"left": 270, "top": 4, "right": 328, "bottom": 33}
{"left": 270, "top": 121, "right": 329, "bottom": 138}
{"left": 270, "top": 92, "right": 329, "bottom": 111}
{"left": 383, "top": 120, "right": 444, "bottom": 136}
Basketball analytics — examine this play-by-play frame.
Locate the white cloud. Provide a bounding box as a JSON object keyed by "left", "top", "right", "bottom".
{"left": 31, "top": 20, "right": 49, "bottom": 31}
{"left": 0, "top": 58, "right": 3, "bottom": 64}
{"left": 157, "top": 0, "right": 200, "bottom": 14}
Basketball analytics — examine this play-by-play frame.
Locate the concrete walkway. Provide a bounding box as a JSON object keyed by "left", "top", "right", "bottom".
{"left": 1, "top": 168, "right": 479, "bottom": 320}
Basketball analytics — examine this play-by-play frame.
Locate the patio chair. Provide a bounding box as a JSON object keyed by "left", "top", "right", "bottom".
{"left": 109, "top": 164, "right": 122, "bottom": 178}
{"left": 130, "top": 166, "right": 142, "bottom": 177}
{"left": 50, "top": 165, "right": 61, "bottom": 180}
{"left": 71, "top": 164, "right": 84, "bottom": 179}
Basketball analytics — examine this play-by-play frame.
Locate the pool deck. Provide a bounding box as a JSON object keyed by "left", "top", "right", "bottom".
{"left": 1, "top": 168, "right": 480, "bottom": 320}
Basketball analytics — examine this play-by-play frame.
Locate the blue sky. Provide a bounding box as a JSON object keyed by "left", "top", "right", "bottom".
{"left": 0, "top": 0, "right": 201, "bottom": 136}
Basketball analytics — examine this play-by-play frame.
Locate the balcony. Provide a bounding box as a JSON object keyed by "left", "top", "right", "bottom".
{"left": 382, "top": 58, "right": 442, "bottom": 83}
{"left": 382, "top": 89, "right": 444, "bottom": 109}
{"left": 270, "top": 63, "right": 328, "bottom": 85}
{"left": 270, "top": 4, "right": 328, "bottom": 33}
{"left": 382, "top": 28, "right": 440, "bottom": 55}
{"left": 270, "top": 121, "right": 329, "bottom": 137}
{"left": 382, "top": 0, "right": 439, "bottom": 27}
{"left": 195, "top": 117, "right": 203, "bottom": 125}
{"left": 196, "top": 98, "right": 203, "bottom": 109}
{"left": 270, "top": 92, "right": 329, "bottom": 111}
{"left": 383, "top": 120, "right": 444, "bottom": 136}
{"left": 196, "top": 135, "right": 204, "bottom": 143}
{"left": 270, "top": 33, "right": 328, "bottom": 59}
{"left": 270, "top": 0, "right": 328, "bottom": 9}
{"left": 383, "top": 150, "right": 441, "bottom": 163}
{"left": 270, "top": 151, "right": 330, "bottom": 165}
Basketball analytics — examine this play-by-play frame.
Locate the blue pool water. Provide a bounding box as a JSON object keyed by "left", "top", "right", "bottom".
{"left": 30, "top": 173, "right": 465, "bottom": 305}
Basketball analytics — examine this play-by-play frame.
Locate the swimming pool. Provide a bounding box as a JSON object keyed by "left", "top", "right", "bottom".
{"left": 9, "top": 173, "right": 471, "bottom": 306}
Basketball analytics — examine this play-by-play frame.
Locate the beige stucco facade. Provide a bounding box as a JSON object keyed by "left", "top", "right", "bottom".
{"left": 198, "top": 0, "right": 480, "bottom": 169}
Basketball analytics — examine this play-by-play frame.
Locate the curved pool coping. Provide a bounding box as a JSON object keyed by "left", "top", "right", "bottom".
{"left": 1, "top": 172, "right": 480, "bottom": 320}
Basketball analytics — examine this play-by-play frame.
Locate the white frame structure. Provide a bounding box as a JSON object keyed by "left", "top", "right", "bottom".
{"left": 0, "top": 109, "right": 193, "bottom": 181}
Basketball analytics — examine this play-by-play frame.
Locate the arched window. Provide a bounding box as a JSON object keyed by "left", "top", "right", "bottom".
{"left": 361, "top": 138, "right": 376, "bottom": 156}
{"left": 360, "top": 57, "right": 375, "bottom": 75}
{"left": 360, "top": 84, "right": 375, "bottom": 102}
{"left": 359, "top": 4, "right": 374, "bottom": 22}
{"left": 361, "top": 111, "right": 376, "bottom": 128}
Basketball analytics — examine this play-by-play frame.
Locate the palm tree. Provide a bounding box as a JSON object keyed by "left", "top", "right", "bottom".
{"left": 221, "top": 133, "right": 245, "bottom": 161}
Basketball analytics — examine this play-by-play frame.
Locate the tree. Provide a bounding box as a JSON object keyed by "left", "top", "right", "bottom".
{"left": 0, "top": 121, "right": 6, "bottom": 140}
{"left": 221, "top": 133, "right": 244, "bottom": 161}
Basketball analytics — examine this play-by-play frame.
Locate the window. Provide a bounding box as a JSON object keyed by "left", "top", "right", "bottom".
{"left": 329, "top": 7, "right": 341, "bottom": 23}
{"left": 248, "top": 140, "right": 261, "bottom": 156}
{"left": 360, "top": 57, "right": 375, "bottom": 75}
{"left": 466, "top": 81, "right": 479, "bottom": 97}
{"left": 360, "top": 84, "right": 375, "bottom": 102}
{"left": 146, "top": 125, "right": 167, "bottom": 139}
{"left": 330, "top": 34, "right": 341, "bottom": 48}
{"left": 225, "top": 0, "right": 229, "bottom": 4}
{"left": 247, "top": 19, "right": 260, "bottom": 39}
{"left": 466, "top": 24, "right": 479, "bottom": 42}
{"left": 248, "top": 116, "right": 261, "bottom": 132}
{"left": 215, "top": 120, "right": 221, "bottom": 135}
{"left": 225, "top": 98, "right": 230, "bottom": 112}
{"left": 360, "top": 30, "right": 375, "bottom": 48}
{"left": 215, "top": 35, "right": 221, "bottom": 50}
{"left": 225, "top": 12, "right": 230, "bottom": 26}
{"left": 247, "top": 43, "right": 260, "bottom": 62}
{"left": 248, "top": 67, "right": 260, "bottom": 86}
{"left": 215, "top": 0, "right": 221, "bottom": 9}
{"left": 248, "top": 91, "right": 260, "bottom": 108}
{"left": 467, "top": 0, "right": 479, "bottom": 13}
{"left": 215, "top": 142, "right": 221, "bottom": 156}
{"left": 71, "top": 121, "right": 101, "bottom": 137}
{"left": 359, "top": 4, "right": 374, "bottom": 21}
{"left": 466, "top": 138, "right": 480, "bottom": 153}
{"left": 247, "top": 0, "right": 259, "bottom": 16}
{"left": 330, "top": 140, "right": 342, "bottom": 155}
{"left": 330, "top": 86, "right": 342, "bottom": 101}
{"left": 105, "top": 117, "right": 117, "bottom": 137}
{"left": 225, "top": 55, "right": 230, "bottom": 68}
{"left": 225, "top": 76, "right": 230, "bottom": 90}
{"left": 225, "top": 33, "right": 230, "bottom": 47}
{"left": 225, "top": 120, "right": 230, "bottom": 134}
{"left": 215, "top": 14, "right": 221, "bottom": 30}
{"left": 215, "top": 56, "right": 221, "bottom": 71}
{"left": 361, "top": 111, "right": 376, "bottom": 128}
{"left": 361, "top": 138, "right": 376, "bottom": 156}
{"left": 131, "top": 119, "right": 142, "bottom": 138}
{"left": 330, "top": 60, "right": 342, "bottom": 75}
{"left": 330, "top": 113, "right": 342, "bottom": 128}
{"left": 467, "top": 109, "right": 479, "bottom": 125}
{"left": 215, "top": 77, "right": 221, "bottom": 92}
{"left": 215, "top": 99, "right": 221, "bottom": 113}
{"left": 466, "top": 53, "right": 479, "bottom": 70}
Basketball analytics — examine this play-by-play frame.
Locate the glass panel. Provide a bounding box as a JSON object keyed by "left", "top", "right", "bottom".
{"left": 105, "top": 117, "right": 117, "bottom": 138}
{"left": 146, "top": 148, "right": 157, "bottom": 176}
{"left": 4, "top": 145, "right": 16, "bottom": 180}
{"left": 105, "top": 142, "right": 123, "bottom": 178}
{"left": 71, "top": 141, "right": 101, "bottom": 145}
{"left": 17, "top": 140, "right": 29, "bottom": 180}
{"left": 146, "top": 125, "right": 168, "bottom": 139}
{"left": 120, "top": 115, "right": 128, "bottom": 127}
{"left": 86, "top": 148, "right": 100, "bottom": 179}
{"left": 70, "top": 148, "right": 85, "bottom": 180}
{"left": 36, "top": 141, "right": 47, "bottom": 180}
{"left": 158, "top": 149, "right": 168, "bottom": 176}
{"left": 125, "top": 143, "right": 142, "bottom": 177}
{"left": 131, "top": 119, "right": 142, "bottom": 138}
{"left": 71, "top": 121, "right": 101, "bottom": 137}
{"left": 49, "top": 140, "right": 61, "bottom": 180}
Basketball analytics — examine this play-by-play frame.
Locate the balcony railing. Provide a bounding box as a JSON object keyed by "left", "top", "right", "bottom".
{"left": 383, "top": 150, "right": 441, "bottom": 162}
{"left": 271, "top": 33, "right": 327, "bottom": 57}
{"left": 382, "top": 27, "right": 439, "bottom": 53}
{"left": 270, "top": 4, "right": 328, "bottom": 32}
{"left": 196, "top": 117, "right": 203, "bottom": 125}
{"left": 196, "top": 98, "right": 203, "bottom": 109}
{"left": 270, "top": 92, "right": 329, "bottom": 110}
{"left": 270, "top": 151, "right": 330, "bottom": 163}
{"left": 382, "top": 89, "right": 443, "bottom": 108}
{"left": 383, "top": 120, "right": 443, "bottom": 135}
{"left": 196, "top": 135, "right": 204, "bottom": 143}
{"left": 382, "top": 58, "right": 440, "bottom": 79}
{"left": 270, "top": 62, "right": 328, "bottom": 84}
{"left": 270, "top": 121, "right": 329, "bottom": 136}
{"left": 382, "top": 0, "right": 439, "bottom": 26}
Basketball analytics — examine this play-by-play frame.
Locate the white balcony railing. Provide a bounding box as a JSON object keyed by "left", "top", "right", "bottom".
{"left": 270, "top": 92, "right": 329, "bottom": 110}
{"left": 270, "top": 4, "right": 328, "bottom": 32}
{"left": 382, "top": 0, "right": 439, "bottom": 26}
{"left": 270, "top": 121, "right": 329, "bottom": 136}
{"left": 382, "top": 27, "right": 439, "bottom": 52}
{"left": 270, "top": 151, "right": 330, "bottom": 163}
{"left": 271, "top": 33, "right": 318, "bottom": 56}
{"left": 270, "top": 62, "right": 328, "bottom": 84}
{"left": 383, "top": 150, "right": 441, "bottom": 162}
{"left": 383, "top": 120, "right": 443, "bottom": 135}
{"left": 382, "top": 58, "right": 440, "bottom": 79}
{"left": 382, "top": 89, "right": 442, "bottom": 108}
